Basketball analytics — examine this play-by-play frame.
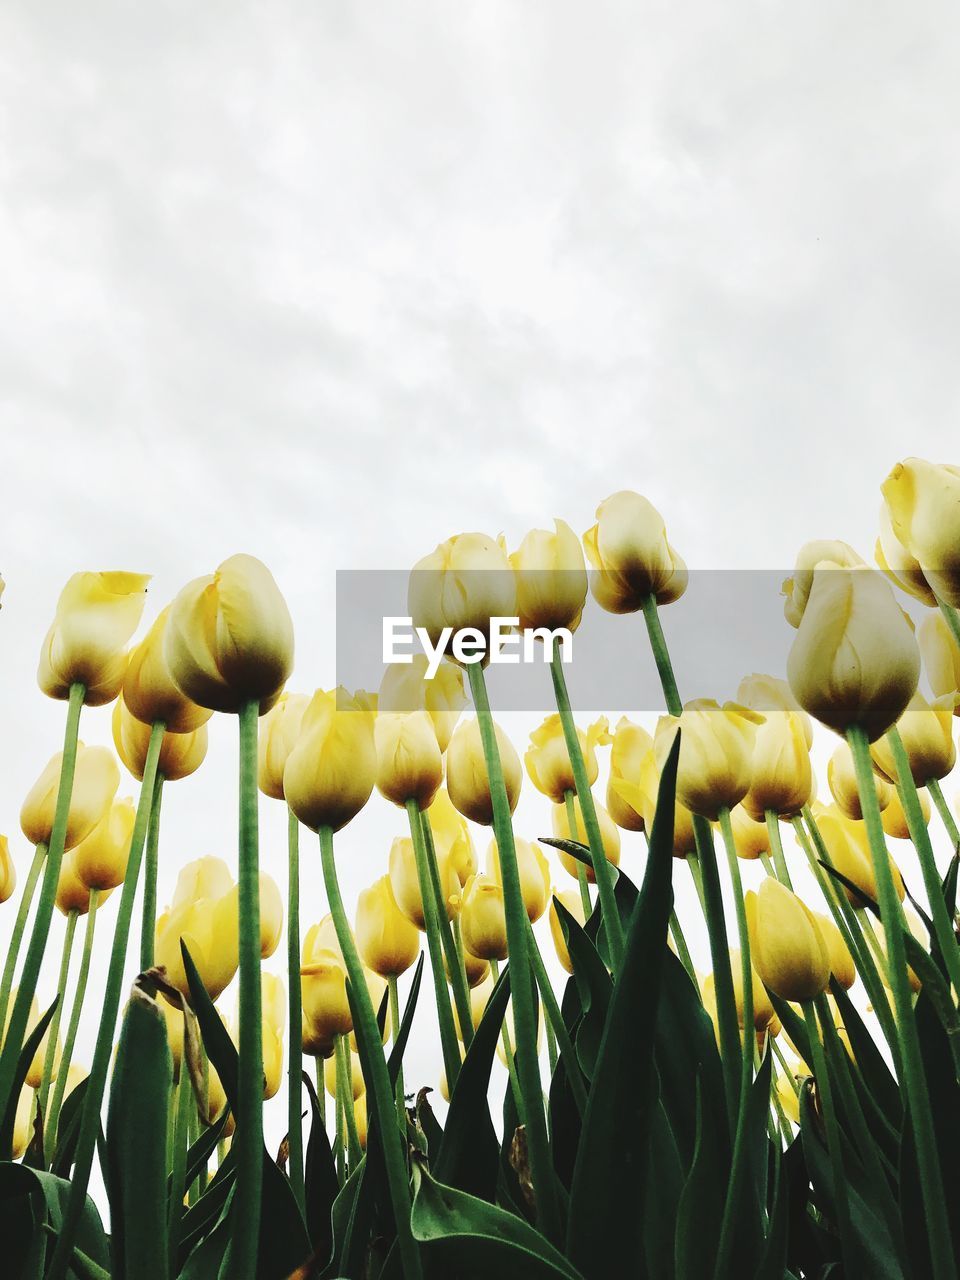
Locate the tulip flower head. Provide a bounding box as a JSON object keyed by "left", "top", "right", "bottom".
{"left": 122, "top": 606, "right": 214, "bottom": 732}
{"left": 918, "top": 612, "right": 960, "bottom": 711}
{"left": 374, "top": 710, "right": 444, "bottom": 809}
{"left": 524, "top": 713, "right": 610, "bottom": 805}
{"left": 509, "top": 519, "right": 588, "bottom": 632}
{"left": 827, "top": 742, "right": 892, "bottom": 821}
{"left": 427, "top": 788, "right": 477, "bottom": 888}
{"left": 875, "top": 502, "right": 938, "bottom": 606}
{"left": 154, "top": 857, "right": 242, "bottom": 1002}
{"left": 378, "top": 655, "right": 466, "bottom": 752}
{"left": 21, "top": 744, "right": 120, "bottom": 851}
{"left": 814, "top": 805, "right": 905, "bottom": 906}
{"left": 654, "top": 699, "right": 763, "bottom": 821}
{"left": 605, "top": 716, "right": 654, "bottom": 832}
{"left": 284, "top": 688, "right": 377, "bottom": 833}
{"left": 408, "top": 532, "right": 517, "bottom": 663}
{"left": 388, "top": 835, "right": 459, "bottom": 930}
{"left": 0, "top": 836, "right": 16, "bottom": 903}
{"left": 745, "top": 878, "right": 830, "bottom": 1002}
{"left": 445, "top": 716, "right": 522, "bottom": 826}
{"left": 727, "top": 804, "right": 771, "bottom": 861}
{"left": 869, "top": 690, "right": 956, "bottom": 786}
{"left": 487, "top": 836, "right": 551, "bottom": 923}
{"left": 882, "top": 785, "right": 931, "bottom": 840}
{"left": 459, "top": 874, "right": 509, "bottom": 961}
{"left": 257, "top": 692, "right": 310, "bottom": 800}
{"left": 355, "top": 875, "right": 421, "bottom": 977}
{"left": 583, "top": 491, "right": 687, "bottom": 613}
{"left": 112, "top": 696, "right": 208, "bottom": 783}
{"left": 71, "top": 796, "right": 135, "bottom": 892}
{"left": 882, "top": 458, "right": 960, "bottom": 607}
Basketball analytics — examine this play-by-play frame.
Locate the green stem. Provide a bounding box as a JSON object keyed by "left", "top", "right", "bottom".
{"left": 937, "top": 596, "right": 960, "bottom": 652}
{"left": 550, "top": 649, "right": 624, "bottom": 968}
{"left": 46, "top": 890, "right": 99, "bottom": 1158}
{"left": 388, "top": 975, "right": 406, "bottom": 1127}
{"left": 764, "top": 811, "right": 793, "bottom": 889}
{"left": 525, "top": 921, "right": 587, "bottom": 1115}
{"left": 928, "top": 778, "right": 960, "bottom": 854}
{"left": 319, "top": 825, "right": 423, "bottom": 1279}
{"left": 168, "top": 1057, "right": 193, "bottom": 1268}
{"left": 421, "top": 808, "right": 474, "bottom": 1049}
{"left": 286, "top": 806, "right": 305, "bottom": 1214}
{"left": 847, "top": 724, "right": 956, "bottom": 1280}
{"left": 139, "top": 772, "right": 164, "bottom": 970}
{"left": 406, "top": 801, "right": 462, "bottom": 1089}
{"left": 0, "top": 683, "right": 84, "bottom": 1113}
{"left": 38, "top": 909, "right": 78, "bottom": 1116}
{"left": 46, "top": 716, "right": 164, "bottom": 1280}
{"left": 641, "top": 593, "right": 682, "bottom": 715}
{"left": 466, "top": 662, "right": 560, "bottom": 1242}
{"left": 669, "top": 907, "right": 698, "bottom": 989}
{"left": 802, "top": 1000, "right": 854, "bottom": 1271}
{"left": 565, "top": 790, "right": 593, "bottom": 918}
{"left": 337, "top": 1035, "right": 362, "bottom": 1165}
{"left": 0, "top": 842, "right": 47, "bottom": 1034}
{"left": 685, "top": 850, "right": 706, "bottom": 914}
{"left": 489, "top": 957, "right": 523, "bottom": 1116}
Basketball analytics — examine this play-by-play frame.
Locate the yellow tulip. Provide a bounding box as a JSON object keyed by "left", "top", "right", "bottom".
{"left": 875, "top": 502, "right": 937, "bottom": 606}
{"left": 257, "top": 693, "right": 310, "bottom": 801}
{"left": 508, "top": 519, "right": 588, "bottom": 632}
{"left": 524, "top": 713, "right": 610, "bottom": 805}
{"left": 610, "top": 748, "right": 697, "bottom": 858}
{"left": 487, "top": 837, "right": 551, "bottom": 923}
{"left": 551, "top": 794, "right": 621, "bottom": 881}
{"left": 827, "top": 743, "right": 892, "bottom": 820}
{"left": 741, "top": 708, "right": 812, "bottom": 821}
{"left": 355, "top": 876, "right": 421, "bottom": 977}
{"left": 232, "top": 973, "right": 284, "bottom": 1100}
{"left": 427, "top": 789, "right": 477, "bottom": 888}
{"left": 776, "top": 1073, "right": 801, "bottom": 1125}
{"left": 204, "top": 1061, "right": 233, "bottom": 1132}
{"left": 918, "top": 612, "right": 960, "bottom": 709}
{"left": 870, "top": 691, "right": 956, "bottom": 786}
{"left": 353, "top": 1094, "right": 368, "bottom": 1148}
{"left": 459, "top": 875, "right": 508, "bottom": 962}
{"left": 882, "top": 785, "right": 930, "bottom": 840}
{"left": 323, "top": 1045, "right": 365, "bottom": 1100}
{"left": 161, "top": 997, "right": 184, "bottom": 1080}
{"left": 583, "top": 491, "right": 687, "bottom": 613}
{"left": 12, "top": 993, "right": 62, "bottom": 1089}
{"left": 813, "top": 912, "right": 856, "bottom": 990}
{"left": 814, "top": 805, "right": 905, "bottom": 906}
{"left": 301, "top": 950, "right": 353, "bottom": 1042}
{"left": 737, "top": 675, "right": 814, "bottom": 746}
{"left": 549, "top": 889, "right": 587, "bottom": 973}
{"left": 782, "top": 540, "right": 866, "bottom": 628}
{"left": 154, "top": 858, "right": 241, "bottom": 1001}
{"left": 786, "top": 561, "right": 920, "bottom": 741}
{"left": 388, "top": 835, "right": 460, "bottom": 930}
{"left": 729, "top": 949, "right": 777, "bottom": 1032}
{"left": 12, "top": 1087, "right": 35, "bottom": 1160}
{"left": 38, "top": 571, "right": 150, "bottom": 706}
{"left": 408, "top": 532, "right": 517, "bottom": 659}
{"left": 112, "top": 696, "right": 208, "bottom": 783}
{"left": 654, "top": 699, "right": 762, "bottom": 821}
{"left": 882, "top": 458, "right": 960, "bottom": 607}
{"left": 374, "top": 711, "right": 443, "bottom": 809}
{"left": 284, "top": 688, "right": 377, "bottom": 833}
{"left": 445, "top": 716, "right": 522, "bottom": 826}
{"left": 56, "top": 851, "right": 99, "bottom": 915}
{"left": 0, "top": 836, "right": 16, "bottom": 903}
{"left": 164, "top": 554, "right": 294, "bottom": 714}
{"left": 71, "top": 797, "right": 135, "bottom": 892}
{"left": 121, "top": 607, "right": 214, "bottom": 732}
{"left": 727, "top": 805, "right": 771, "bottom": 861}
{"left": 445, "top": 944, "right": 489, "bottom": 989}
{"left": 378, "top": 655, "right": 466, "bottom": 753}
{"left": 605, "top": 717, "right": 654, "bottom": 832}
{"left": 21, "top": 743, "right": 119, "bottom": 851}
{"left": 745, "top": 878, "right": 830, "bottom": 1002}
{"left": 301, "top": 1013, "right": 334, "bottom": 1060}
{"left": 349, "top": 967, "right": 390, "bottom": 1053}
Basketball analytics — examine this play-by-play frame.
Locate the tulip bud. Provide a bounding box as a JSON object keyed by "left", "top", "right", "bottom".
{"left": 726, "top": 805, "right": 771, "bottom": 861}
{"left": 323, "top": 1045, "right": 365, "bottom": 1101}
{"left": 122, "top": 607, "right": 214, "bottom": 732}
{"left": 813, "top": 912, "right": 856, "bottom": 990}
{"left": 154, "top": 858, "right": 241, "bottom": 1001}
{"left": 918, "top": 613, "right": 960, "bottom": 709}
{"left": 524, "top": 713, "right": 610, "bottom": 805}
{"left": 378, "top": 657, "right": 466, "bottom": 753}
{"left": 740, "top": 708, "right": 812, "bottom": 821}
{"left": 782, "top": 541, "right": 866, "bottom": 628}
{"left": 882, "top": 785, "right": 931, "bottom": 840}
{"left": 459, "top": 875, "right": 508, "bottom": 961}
{"left": 551, "top": 794, "right": 621, "bottom": 881}
{"left": 870, "top": 691, "right": 956, "bottom": 786}
{"left": 610, "top": 748, "right": 697, "bottom": 858}
{"left": 814, "top": 805, "right": 905, "bottom": 906}
{"left": 301, "top": 949, "right": 353, "bottom": 1042}
{"left": 56, "top": 852, "right": 100, "bottom": 915}
{"left": 583, "top": 491, "right": 687, "bottom": 613}
{"left": 654, "top": 699, "right": 763, "bottom": 821}
{"left": 38, "top": 571, "right": 151, "bottom": 706}
{"left": 301, "top": 1014, "right": 334, "bottom": 1060}
{"left": 827, "top": 743, "right": 892, "bottom": 820}
{"left": 875, "top": 503, "right": 937, "bottom": 606}
{"left": 388, "top": 836, "right": 460, "bottom": 930}
{"left": 21, "top": 744, "right": 120, "bottom": 853}
{"left": 882, "top": 458, "right": 960, "bottom": 607}
{"left": 0, "top": 837, "right": 16, "bottom": 904}
{"left": 284, "top": 688, "right": 377, "bottom": 833}
{"left": 257, "top": 693, "right": 310, "bottom": 800}
{"left": 729, "top": 949, "right": 777, "bottom": 1032}
{"left": 112, "top": 696, "right": 208, "bottom": 783}
{"left": 164, "top": 554, "right": 294, "bottom": 714}
{"left": 355, "top": 876, "right": 421, "bottom": 977}
{"left": 427, "top": 789, "right": 477, "bottom": 887}
{"left": 70, "top": 797, "right": 135, "bottom": 892}
{"left": 16, "top": 994, "right": 62, "bottom": 1089}
{"left": 444, "top": 943, "right": 489, "bottom": 989}
{"left": 353, "top": 1094, "right": 368, "bottom": 1148}
{"left": 508, "top": 519, "right": 588, "bottom": 632}
{"left": 408, "top": 532, "right": 517, "bottom": 662}
{"left": 11, "top": 1087, "right": 35, "bottom": 1160}
{"left": 375, "top": 711, "right": 443, "bottom": 809}
{"left": 487, "top": 837, "right": 551, "bottom": 923}
{"left": 549, "top": 889, "right": 587, "bottom": 973}
{"left": 445, "top": 717, "right": 522, "bottom": 826}
{"left": 745, "top": 878, "right": 830, "bottom": 1002}
{"left": 605, "top": 717, "right": 654, "bottom": 832}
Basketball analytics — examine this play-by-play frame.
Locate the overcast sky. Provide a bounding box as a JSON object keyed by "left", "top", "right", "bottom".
{"left": 2, "top": 1, "right": 959, "bottom": 1167}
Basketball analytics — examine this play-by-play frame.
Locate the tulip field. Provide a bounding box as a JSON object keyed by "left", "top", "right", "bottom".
{"left": 3, "top": 458, "right": 960, "bottom": 1280}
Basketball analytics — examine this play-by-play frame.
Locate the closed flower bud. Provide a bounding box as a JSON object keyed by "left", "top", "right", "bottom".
{"left": 875, "top": 503, "right": 937, "bottom": 606}
{"left": 323, "top": 1045, "right": 365, "bottom": 1100}
{"left": 459, "top": 874, "right": 508, "bottom": 961}
{"left": 870, "top": 691, "right": 956, "bottom": 786}
{"left": 741, "top": 709, "right": 812, "bottom": 821}
{"left": 408, "top": 532, "right": 517, "bottom": 662}
{"left": 525, "top": 713, "right": 610, "bottom": 805}
{"left": 12, "top": 1087, "right": 35, "bottom": 1160}
{"left": 782, "top": 541, "right": 866, "bottom": 629}
{"left": 56, "top": 851, "right": 101, "bottom": 915}
{"left": 112, "top": 696, "right": 208, "bottom": 783}
{"left": 549, "top": 889, "right": 587, "bottom": 973}
{"left": 21, "top": 744, "right": 119, "bottom": 851}
{"left": 355, "top": 876, "right": 421, "bottom": 977}
{"left": 813, "top": 806, "right": 905, "bottom": 906}
{"left": 730, "top": 949, "right": 777, "bottom": 1032}
{"left": 787, "top": 562, "right": 920, "bottom": 741}
{"left": 284, "top": 688, "right": 377, "bottom": 833}
{"left": 551, "top": 794, "right": 621, "bottom": 881}
{"left": 71, "top": 797, "right": 135, "bottom": 891}
{"left": 0, "top": 837, "right": 16, "bottom": 903}
{"left": 827, "top": 743, "right": 892, "bottom": 820}
{"left": 301, "top": 949, "right": 353, "bottom": 1042}
{"left": 301, "top": 1014, "right": 334, "bottom": 1060}
{"left": 508, "top": 519, "right": 588, "bottom": 632}
{"left": 610, "top": 748, "right": 697, "bottom": 858}
{"left": 446, "top": 717, "right": 522, "bottom": 826}
{"left": 727, "top": 805, "right": 771, "bottom": 861}
{"left": 38, "top": 571, "right": 151, "bottom": 706}
{"left": 164, "top": 554, "right": 294, "bottom": 714}
{"left": 445, "top": 944, "right": 489, "bottom": 988}
{"left": 13, "top": 994, "right": 62, "bottom": 1089}
{"left": 882, "top": 785, "right": 931, "bottom": 840}
{"left": 814, "top": 913, "right": 856, "bottom": 990}
{"left": 487, "top": 837, "right": 551, "bottom": 923}
{"left": 378, "top": 656, "right": 465, "bottom": 752}
{"left": 918, "top": 613, "right": 960, "bottom": 708}
{"left": 388, "top": 835, "right": 460, "bottom": 929}
{"left": 375, "top": 711, "right": 443, "bottom": 809}
{"left": 122, "top": 607, "right": 213, "bottom": 732}
{"left": 606, "top": 717, "right": 654, "bottom": 832}
{"left": 882, "top": 458, "right": 960, "bottom": 607}
{"left": 745, "top": 878, "right": 830, "bottom": 1002}
{"left": 654, "top": 699, "right": 763, "bottom": 821}
{"left": 154, "top": 858, "right": 241, "bottom": 1001}
{"left": 583, "top": 491, "right": 687, "bottom": 613}
{"left": 427, "top": 789, "right": 477, "bottom": 887}
{"left": 257, "top": 693, "right": 310, "bottom": 800}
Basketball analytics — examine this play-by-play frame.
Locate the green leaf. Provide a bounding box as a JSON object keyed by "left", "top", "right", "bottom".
{"left": 675, "top": 1080, "right": 724, "bottom": 1280}
{"left": 828, "top": 981, "right": 901, "bottom": 1133}
{"left": 0, "top": 996, "right": 58, "bottom": 1159}
{"left": 386, "top": 953, "right": 424, "bottom": 1090}
{"left": 552, "top": 896, "right": 611, "bottom": 1078}
{"left": 51, "top": 1078, "right": 90, "bottom": 1177}
{"left": 0, "top": 1163, "right": 109, "bottom": 1279}
{"left": 565, "top": 734, "right": 679, "bottom": 1279}
{"left": 177, "top": 1156, "right": 235, "bottom": 1267}
{"left": 181, "top": 942, "right": 238, "bottom": 1110}
{"left": 302, "top": 1068, "right": 338, "bottom": 1258}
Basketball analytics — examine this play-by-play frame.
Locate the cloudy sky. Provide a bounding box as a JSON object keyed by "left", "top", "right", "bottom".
{"left": 2, "top": 1, "right": 959, "bottom": 1166}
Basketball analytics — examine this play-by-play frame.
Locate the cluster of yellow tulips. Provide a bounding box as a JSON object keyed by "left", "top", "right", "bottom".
{"left": 2, "top": 455, "right": 960, "bottom": 1280}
